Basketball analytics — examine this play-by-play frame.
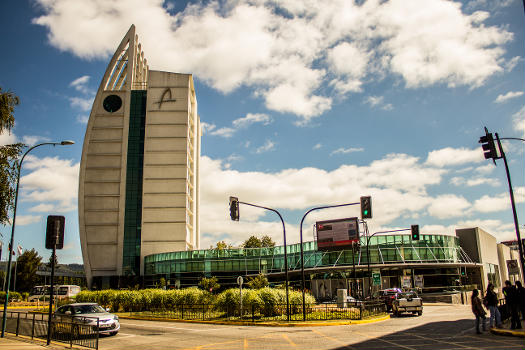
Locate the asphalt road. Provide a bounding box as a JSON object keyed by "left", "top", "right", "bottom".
{"left": 99, "top": 305, "right": 523, "bottom": 350}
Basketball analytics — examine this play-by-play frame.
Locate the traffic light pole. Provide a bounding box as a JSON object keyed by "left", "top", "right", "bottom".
{"left": 236, "top": 201, "right": 291, "bottom": 321}
{"left": 299, "top": 202, "right": 359, "bottom": 321}
{"left": 495, "top": 133, "right": 525, "bottom": 280}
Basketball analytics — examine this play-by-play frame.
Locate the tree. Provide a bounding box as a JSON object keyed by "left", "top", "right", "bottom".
{"left": 15, "top": 248, "right": 42, "bottom": 293}
{"left": 246, "top": 273, "right": 269, "bottom": 289}
{"left": 211, "top": 240, "right": 232, "bottom": 250}
{"left": 198, "top": 276, "right": 220, "bottom": 293}
{"left": 0, "top": 87, "right": 24, "bottom": 225}
{"left": 260, "top": 235, "right": 275, "bottom": 247}
{"left": 242, "top": 235, "right": 275, "bottom": 248}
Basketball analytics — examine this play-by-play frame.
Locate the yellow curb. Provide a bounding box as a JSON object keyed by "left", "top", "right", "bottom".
{"left": 490, "top": 327, "right": 525, "bottom": 338}
{"left": 117, "top": 313, "right": 390, "bottom": 327}
{"left": 6, "top": 306, "right": 39, "bottom": 309}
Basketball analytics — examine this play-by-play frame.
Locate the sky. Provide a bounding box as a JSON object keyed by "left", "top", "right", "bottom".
{"left": 0, "top": 0, "right": 524, "bottom": 265}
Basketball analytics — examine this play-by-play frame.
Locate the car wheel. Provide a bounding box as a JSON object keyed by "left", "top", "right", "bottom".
{"left": 110, "top": 331, "right": 118, "bottom": 336}
{"left": 417, "top": 311, "right": 422, "bottom": 316}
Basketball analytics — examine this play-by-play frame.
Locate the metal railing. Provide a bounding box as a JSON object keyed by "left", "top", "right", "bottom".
{"left": 1, "top": 311, "right": 99, "bottom": 349}
{"left": 128, "top": 301, "right": 386, "bottom": 322}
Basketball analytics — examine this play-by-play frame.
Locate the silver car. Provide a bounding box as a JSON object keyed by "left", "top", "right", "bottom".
{"left": 54, "top": 303, "right": 120, "bottom": 336}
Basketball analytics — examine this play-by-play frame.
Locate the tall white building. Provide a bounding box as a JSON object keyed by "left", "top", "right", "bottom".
{"left": 78, "top": 25, "right": 201, "bottom": 289}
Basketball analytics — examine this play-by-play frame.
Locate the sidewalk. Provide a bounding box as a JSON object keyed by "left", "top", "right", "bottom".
{"left": 0, "top": 335, "right": 68, "bottom": 350}
{"left": 490, "top": 319, "right": 524, "bottom": 338}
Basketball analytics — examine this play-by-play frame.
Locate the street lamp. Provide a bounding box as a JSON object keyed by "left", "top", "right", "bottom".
{"left": 1, "top": 140, "right": 74, "bottom": 337}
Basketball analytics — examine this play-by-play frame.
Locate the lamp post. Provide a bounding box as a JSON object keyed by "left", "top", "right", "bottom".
{"left": 229, "top": 198, "right": 291, "bottom": 321}
{"left": 1, "top": 140, "right": 74, "bottom": 338}
{"left": 299, "top": 202, "right": 360, "bottom": 321}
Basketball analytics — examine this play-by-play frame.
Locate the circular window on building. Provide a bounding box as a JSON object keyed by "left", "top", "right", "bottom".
{"left": 102, "top": 95, "right": 122, "bottom": 113}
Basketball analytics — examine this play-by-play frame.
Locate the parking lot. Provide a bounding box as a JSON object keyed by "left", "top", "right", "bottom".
{"left": 97, "top": 304, "right": 523, "bottom": 350}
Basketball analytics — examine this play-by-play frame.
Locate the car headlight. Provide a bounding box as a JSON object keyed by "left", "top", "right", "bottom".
{"left": 113, "top": 315, "right": 119, "bottom": 321}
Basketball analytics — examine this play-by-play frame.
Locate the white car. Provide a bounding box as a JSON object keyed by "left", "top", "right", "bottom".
{"left": 54, "top": 303, "right": 120, "bottom": 336}
{"left": 392, "top": 292, "right": 423, "bottom": 316}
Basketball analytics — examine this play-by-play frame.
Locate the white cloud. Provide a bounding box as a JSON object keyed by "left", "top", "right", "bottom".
{"left": 33, "top": 0, "right": 512, "bottom": 121}
{"left": 473, "top": 193, "right": 509, "bottom": 213}
{"left": 505, "top": 56, "right": 520, "bottom": 72}
{"left": 69, "top": 96, "right": 93, "bottom": 112}
{"left": 200, "top": 122, "right": 216, "bottom": 134}
{"left": 313, "top": 143, "right": 322, "bottom": 150}
{"left": 76, "top": 115, "right": 89, "bottom": 124}
{"left": 427, "top": 194, "right": 471, "bottom": 219}
{"left": 69, "top": 75, "right": 92, "bottom": 94}
{"left": 450, "top": 176, "right": 499, "bottom": 187}
{"left": 512, "top": 106, "right": 524, "bottom": 138}
{"left": 209, "top": 113, "right": 271, "bottom": 138}
{"left": 22, "top": 135, "right": 50, "bottom": 146}
{"left": 20, "top": 155, "right": 79, "bottom": 212}
{"left": 364, "top": 96, "right": 393, "bottom": 110}
{"left": 0, "top": 131, "right": 17, "bottom": 145}
{"left": 16, "top": 215, "right": 42, "bottom": 226}
{"left": 29, "top": 203, "right": 56, "bottom": 212}
{"left": 232, "top": 113, "right": 271, "bottom": 128}
{"left": 330, "top": 147, "right": 364, "bottom": 156}
{"left": 426, "top": 147, "right": 484, "bottom": 167}
{"left": 255, "top": 140, "right": 275, "bottom": 154}
{"left": 494, "top": 91, "right": 523, "bottom": 103}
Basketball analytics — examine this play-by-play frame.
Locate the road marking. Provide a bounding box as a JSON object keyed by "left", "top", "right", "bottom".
{"left": 311, "top": 329, "right": 355, "bottom": 349}
{"left": 244, "top": 337, "right": 248, "bottom": 350}
{"left": 122, "top": 322, "right": 224, "bottom": 332}
{"left": 354, "top": 330, "right": 417, "bottom": 350}
{"left": 281, "top": 333, "right": 297, "bottom": 347}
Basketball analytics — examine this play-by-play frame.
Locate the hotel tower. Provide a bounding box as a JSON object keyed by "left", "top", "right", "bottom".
{"left": 78, "top": 25, "right": 201, "bottom": 288}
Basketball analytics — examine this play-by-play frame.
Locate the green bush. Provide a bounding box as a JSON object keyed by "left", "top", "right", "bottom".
{"left": 0, "top": 291, "right": 22, "bottom": 302}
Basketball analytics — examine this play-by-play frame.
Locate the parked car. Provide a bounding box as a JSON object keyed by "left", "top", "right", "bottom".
{"left": 392, "top": 291, "right": 423, "bottom": 316}
{"left": 378, "top": 288, "right": 401, "bottom": 312}
{"left": 54, "top": 303, "right": 120, "bottom": 336}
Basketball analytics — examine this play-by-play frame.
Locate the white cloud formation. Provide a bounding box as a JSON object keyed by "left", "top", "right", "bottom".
{"left": 512, "top": 106, "right": 525, "bottom": 138}
{"left": 450, "top": 176, "right": 499, "bottom": 187}
{"left": 70, "top": 75, "right": 92, "bottom": 94}
{"left": 426, "top": 147, "right": 484, "bottom": 167}
{"left": 22, "top": 135, "right": 50, "bottom": 146}
{"left": 69, "top": 97, "right": 93, "bottom": 112}
{"left": 255, "top": 140, "right": 275, "bottom": 154}
{"left": 33, "top": 0, "right": 513, "bottom": 122}
{"left": 427, "top": 194, "right": 471, "bottom": 219}
{"left": 209, "top": 113, "right": 272, "bottom": 138}
{"left": 330, "top": 147, "right": 364, "bottom": 156}
{"left": 494, "top": 91, "right": 523, "bottom": 103}
{"left": 16, "top": 215, "right": 42, "bottom": 226}
{"left": 76, "top": 115, "right": 89, "bottom": 124}
{"left": 0, "top": 131, "right": 17, "bottom": 145}
{"left": 20, "top": 155, "right": 79, "bottom": 212}
{"left": 313, "top": 143, "right": 322, "bottom": 150}
{"left": 364, "top": 96, "right": 393, "bottom": 111}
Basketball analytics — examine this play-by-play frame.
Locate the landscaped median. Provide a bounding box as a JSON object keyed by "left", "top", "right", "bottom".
{"left": 73, "top": 288, "right": 387, "bottom": 324}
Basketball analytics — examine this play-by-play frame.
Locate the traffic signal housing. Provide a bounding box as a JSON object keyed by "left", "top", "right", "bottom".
{"left": 360, "top": 196, "right": 372, "bottom": 219}
{"left": 46, "top": 215, "right": 65, "bottom": 249}
{"left": 229, "top": 196, "right": 239, "bottom": 221}
{"left": 479, "top": 127, "right": 499, "bottom": 161}
{"left": 411, "top": 224, "right": 420, "bottom": 241}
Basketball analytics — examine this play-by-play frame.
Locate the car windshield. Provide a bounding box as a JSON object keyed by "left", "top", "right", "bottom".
{"left": 73, "top": 305, "right": 106, "bottom": 314}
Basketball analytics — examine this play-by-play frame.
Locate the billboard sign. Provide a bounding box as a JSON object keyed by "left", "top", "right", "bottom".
{"left": 316, "top": 217, "right": 359, "bottom": 251}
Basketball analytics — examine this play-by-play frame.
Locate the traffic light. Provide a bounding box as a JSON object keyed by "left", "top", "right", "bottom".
{"left": 46, "top": 215, "right": 65, "bottom": 249}
{"left": 479, "top": 127, "right": 499, "bottom": 161}
{"left": 411, "top": 224, "right": 420, "bottom": 241}
{"left": 229, "top": 196, "right": 239, "bottom": 221}
{"left": 360, "top": 196, "right": 372, "bottom": 219}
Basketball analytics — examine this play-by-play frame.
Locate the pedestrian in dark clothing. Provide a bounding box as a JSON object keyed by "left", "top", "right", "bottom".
{"left": 471, "top": 289, "right": 486, "bottom": 334}
{"left": 516, "top": 281, "right": 525, "bottom": 322}
{"left": 503, "top": 280, "right": 521, "bottom": 329}
{"left": 485, "top": 283, "right": 501, "bottom": 328}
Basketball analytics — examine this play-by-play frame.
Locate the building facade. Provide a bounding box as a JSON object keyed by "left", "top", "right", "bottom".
{"left": 79, "top": 25, "right": 201, "bottom": 289}
{"left": 144, "top": 228, "right": 522, "bottom": 299}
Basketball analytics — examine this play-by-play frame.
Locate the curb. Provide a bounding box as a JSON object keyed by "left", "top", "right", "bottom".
{"left": 117, "top": 313, "right": 390, "bottom": 327}
{"left": 4, "top": 333, "right": 85, "bottom": 350}
{"left": 490, "top": 327, "right": 525, "bottom": 338}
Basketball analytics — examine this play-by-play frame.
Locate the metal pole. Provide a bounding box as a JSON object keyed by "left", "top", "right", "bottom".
{"left": 299, "top": 202, "right": 360, "bottom": 321}
{"left": 12, "top": 259, "right": 17, "bottom": 292}
{"left": 238, "top": 201, "right": 290, "bottom": 321}
{"left": 352, "top": 243, "right": 356, "bottom": 298}
{"left": 495, "top": 133, "right": 525, "bottom": 279}
{"left": 1, "top": 141, "right": 74, "bottom": 338}
{"left": 46, "top": 244, "right": 57, "bottom": 345}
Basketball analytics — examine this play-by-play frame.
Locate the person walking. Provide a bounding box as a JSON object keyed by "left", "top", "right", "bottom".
{"left": 471, "top": 289, "right": 487, "bottom": 334}
{"left": 503, "top": 280, "right": 521, "bottom": 329}
{"left": 485, "top": 283, "right": 502, "bottom": 328}
{"left": 515, "top": 281, "right": 525, "bottom": 322}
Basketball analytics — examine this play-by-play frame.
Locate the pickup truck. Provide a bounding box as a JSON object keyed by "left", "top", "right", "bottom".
{"left": 392, "top": 291, "right": 423, "bottom": 316}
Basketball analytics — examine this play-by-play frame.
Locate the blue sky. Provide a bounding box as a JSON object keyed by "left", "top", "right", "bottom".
{"left": 0, "top": 0, "right": 524, "bottom": 264}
